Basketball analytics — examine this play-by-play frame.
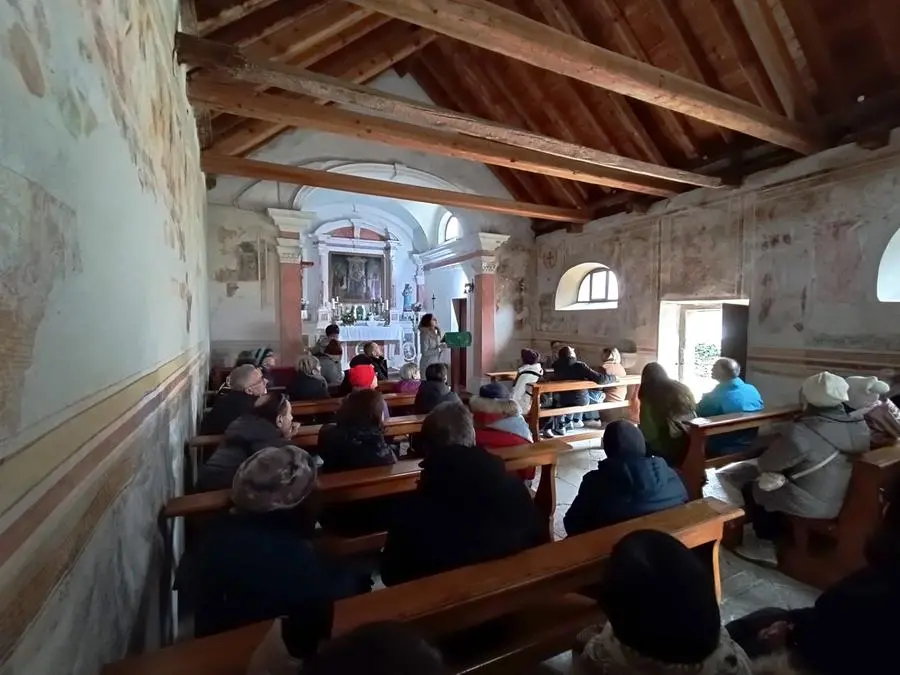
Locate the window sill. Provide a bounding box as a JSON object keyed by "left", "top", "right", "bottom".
{"left": 559, "top": 301, "right": 619, "bottom": 311}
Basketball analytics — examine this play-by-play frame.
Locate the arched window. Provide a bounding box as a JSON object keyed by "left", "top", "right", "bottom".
{"left": 878, "top": 228, "right": 900, "bottom": 301}
{"left": 441, "top": 214, "right": 461, "bottom": 242}
{"left": 555, "top": 263, "right": 619, "bottom": 310}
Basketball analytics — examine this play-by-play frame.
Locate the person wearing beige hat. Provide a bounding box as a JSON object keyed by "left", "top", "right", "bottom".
{"left": 193, "top": 445, "right": 371, "bottom": 638}
{"left": 736, "top": 372, "right": 869, "bottom": 564}
{"left": 846, "top": 375, "right": 900, "bottom": 448}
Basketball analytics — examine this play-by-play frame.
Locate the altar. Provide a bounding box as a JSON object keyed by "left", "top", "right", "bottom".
{"left": 310, "top": 321, "right": 414, "bottom": 370}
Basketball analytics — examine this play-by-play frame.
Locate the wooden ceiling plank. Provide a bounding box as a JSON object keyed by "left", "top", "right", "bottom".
{"left": 415, "top": 55, "right": 584, "bottom": 208}
{"left": 202, "top": 153, "right": 591, "bottom": 222}
{"left": 209, "top": 23, "right": 438, "bottom": 155}
{"left": 647, "top": 0, "right": 731, "bottom": 143}
{"left": 409, "top": 60, "right": 556, "bottom": 205}
{"left": 528, "top": 0, "right": 668, "bottom": 164}
{"left": 198, "top": 0, "right": 280, "bottom": 35}
{"left": 177, "top": 32, "right": 722, "bottom": 187}
{"left": 342, "top": 0, "right": 821, "bottom": 154}
{"left": 203, "top": 0, "right": 319, "bottom": 48}
{"left": 732, "top": 0, "right": 816, "bottom": 121}
{"left": 181, "top": 0, "right": 213, "bottom": 149}
{"left": 778, "top": 0, "right": 844, "bottom": 109}
{"left": 189, "top": 81, "right": 682, "bottom": 196}
{"left": 427, "top": 41, "right": 590, "bottom": 204}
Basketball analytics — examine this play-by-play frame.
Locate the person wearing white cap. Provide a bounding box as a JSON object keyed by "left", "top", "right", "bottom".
{"left": 736, "top": 372, "right": 869, "bottom": 564}
{"left": 846, "top": 375, "right": 900, "bottom": 448}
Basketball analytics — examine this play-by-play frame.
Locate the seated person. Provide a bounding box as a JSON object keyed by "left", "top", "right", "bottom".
{"left": 564, "top": 421, "right": 687, "bottom": 536}
{"left": 696, "top": 358, "right": 764, "bottom": 457}
{"left": 200, "top": 363, "right": 267, "bottom": 435}
{"left": 288, "top": 355, "right": 329, "bottom": 401}
{"left": 317, "top": 389, "right": 399, "bottom": 536}
{"left": 347, "top": 364, "right": 389, "bottom": 420}
{"left": 638, "top": 362, "right": 697, "bottom": 466}
{"left": 548, "top": 346, "right": 616, "bottom": 435}
{"left": 726, "top": 474, "right": 900, "bottom": 675}
{"left": 196, "top": 393, "right": 296, "bottom": 492}
{"left": 317, "top": 339, "right": 344, "bottom": 387}
{"left": 348, "top": 341, "right": 389, "bottom": 381}
{"left": 396, "top": 363, "right": 422, "bottom": 394}
{"left": 599, "top": 347, "right": 628, "bottom": 402}
{"left": 380, "top": 402, "right": 545, "bottom": 586}
{"left": 737, "top": 372, "right": 869, "bottom": 563}
{"left": 510, "top": 348, "right": 544, "bottom": 415}
{"left": 193, "top": 446, "right": 370, "bottom": 637}
{"left": 574, "top": 530, "right": 752, "bottom": 674}
{"left": 470, "top": 382, "right": 535, "bottom": 481}
{"left": 234, "top": 350, "right": 258, "bottom": 368}
{"left": 255, "top": 347, "right": 278, "bottom": 387}
{"left": 414, "top": 363, "right": 459, "bottom": 414}
{"left": 311, "top": 324, "right": 340, "bottom": 357}
{"left": 846, "top": 375, "right": 900, "bottom": 447}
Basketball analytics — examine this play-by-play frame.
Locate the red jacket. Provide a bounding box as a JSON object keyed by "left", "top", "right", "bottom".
{"left": 471, "top": 396, "right": 536, "bottom": 480}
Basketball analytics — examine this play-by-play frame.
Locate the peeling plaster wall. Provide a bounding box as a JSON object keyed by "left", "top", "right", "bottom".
{"left": 0, "top": 0, "right": 207, "bottom": 672}
{"left": 536, "top": 131, "right": 900, "bottom": 403}
{"left": 206, "top": 204, "right": 279, "bottom": 364}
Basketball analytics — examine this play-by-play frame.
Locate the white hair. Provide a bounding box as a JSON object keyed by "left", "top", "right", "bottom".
{"left": 229, "top": 364, "right": 260, "bottom": 390}
{"left": 399, "top": 363, "right": 420, "bottom": 381}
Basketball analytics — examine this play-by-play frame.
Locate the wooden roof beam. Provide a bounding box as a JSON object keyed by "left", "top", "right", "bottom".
{"left": 202, "top": 153, "right": 591, "bottom": 223}
{"left": 190, "top": 80, "right": 681, "bottom": 197}
{"left": 198, "top": 0, "right": 280, "bottom": 35}
{"left": 344, "top": 0, "right": 822, "bottom": 154}
{"left": 177, "top": 32, "right": 722, "bottom": 188}
{"left": 202, "top": 0, "right": 323, "bottom": 49}
{"left": 732, "top": 0, "right": 816, "bottom": 121}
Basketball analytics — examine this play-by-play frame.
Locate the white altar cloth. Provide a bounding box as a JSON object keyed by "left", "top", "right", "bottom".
{"left": 338, "top": 324, "right": 404, "bottom": 343}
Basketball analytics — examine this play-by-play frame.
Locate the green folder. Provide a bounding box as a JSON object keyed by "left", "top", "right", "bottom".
{"left": 442, "top": 331, "right": 472, "bottom": 348}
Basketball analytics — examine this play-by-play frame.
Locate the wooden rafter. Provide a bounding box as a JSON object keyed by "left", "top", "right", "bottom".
{"left": 779, "top": 0, "right": 842, "bottom": 109}
{"left": 209, "top": 22, "right": 436, "bottom": 155}
{"left": 190, "top": 80, "right": 683, "bottom": 197}
{"left": 177, "top": 33, "right": 722, "bottom": 188}
{"left": 198, "top": 0, "right": 280, "bottom": 35}
{"left": 202, "top": 0, "right": 320, "bottom": 48}
{"left": 733, "top": 0, "right": 816, "bottom": 121}
{"left": 202, "top": 153, "right": 591, "bottom": 222}
{"left": 343, "top": 0, "right": 822, "bottom": 154}
{"left": 180, "top": 0, "right": 212, "bottom": 148}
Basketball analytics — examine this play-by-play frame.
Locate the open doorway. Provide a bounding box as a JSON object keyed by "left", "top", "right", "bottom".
{"left": 450, "top": 297, "right": 468, "bottom": 390}
{"left": 658, "top": 300, "right": 749, "bottom": 400}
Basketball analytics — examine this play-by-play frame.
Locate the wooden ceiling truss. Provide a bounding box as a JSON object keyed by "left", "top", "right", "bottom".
{"left": 186, "top": 0, "right": 900, "bottom": 232}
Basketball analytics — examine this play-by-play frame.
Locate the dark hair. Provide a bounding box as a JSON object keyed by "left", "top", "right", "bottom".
{"left": 557, "top": 345, "right": 574, "bottom": 360}
{"left": 865, "top": 473, "right": 900, "bottom": 570}
{"left": 337, "top": 389, "right": 385, "bottom": 429}
{"left": 304, "top": 621, "right": 449, "bottom": 675}
{"left": 419, "top": 313, "right": 435, "bottom": 329}
{"left": 280, "top": 599, "right": 334, "bottom": 661}
{"left": 638, "top": 362, "right": 671, "bottom": 400}
{"left": 421, "top": 402, "right": 475, "bottom": 451}
{"left": 251, "top": 393, "right": 290, "bottom": 426}
{"left": 234, "top": 350, "right": 256, "bottom": 368}
{"left": 256, "top": 347, "right": 275, "bottom": 366}
{"left": 424, "top": 363, "right": 449, "bottom": 383}
{"left": 324, "top": 339, "right": 343, "bottom": 356}
{"left": 326, "top": 324, "right": 340, "bottom": 337}
{"left": 363, "top": 341, "right": 377, "bottom": 356}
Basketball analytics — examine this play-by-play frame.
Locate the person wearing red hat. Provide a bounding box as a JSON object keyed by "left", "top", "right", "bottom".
{"left": 347, "top": 364, "right": 388, "bottom": 421}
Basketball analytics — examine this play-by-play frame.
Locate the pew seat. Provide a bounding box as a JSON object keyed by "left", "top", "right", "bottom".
{"left": 525, "top": 376, "right": 641, "bottom": 439}
{"left": 106, "top": 498, "right": 742, "bottom": 675}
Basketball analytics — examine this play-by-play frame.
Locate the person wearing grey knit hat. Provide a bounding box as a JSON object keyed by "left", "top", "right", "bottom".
{"left": 194, "top": 446, "right": 372, "bottom": 637}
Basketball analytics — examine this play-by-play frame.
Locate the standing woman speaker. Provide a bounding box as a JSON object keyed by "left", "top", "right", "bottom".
{"left": 418, "top": 313, "right": 447, "bottom": 377}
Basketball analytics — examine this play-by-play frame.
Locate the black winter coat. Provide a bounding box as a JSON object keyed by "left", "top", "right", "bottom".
{"left": 287, "top": 372, "right": 329, "bottom": 401}
{"left": 348, "top": 353, "right": 389, "bottom": 381}
{"left": 413, "top": 381, "right": 460, "bottom": 414}
{"left": 564, "top": 422, "right": 687, "bottom": 535}
{"left": 199, "top": 390, "right": 258, "bottom": 435}
{"left": 193, "top": 511, "right": 370, "bottom": 637}
{"left": 380, "top": 444, "right": 545, "bottom": 586}
{"left": 196, "top": 415, "right": 289, "bottom": 492}
{"left": 551, "top": 356, "right": 615, "bottom": 407}
{"left": 317, "top": 424, "right": 402, "bottom": 536}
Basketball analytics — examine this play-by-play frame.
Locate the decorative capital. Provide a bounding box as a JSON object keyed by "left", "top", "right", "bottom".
{"left": 466, "top": 255, "right": 499, "bottom": 276}
{"left": 276, "top": 237, "right": 303, "bottom": 264}
{"left": 267, "top": 208, "right": 316, "bottom": 237}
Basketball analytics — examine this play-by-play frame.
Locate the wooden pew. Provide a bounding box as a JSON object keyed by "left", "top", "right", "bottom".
{"left": 526, "top": 375, "right": 642, "bottom": 438}
{"left": 487, "top": 368, "right": 554, "bottom": 383}
{"left": 290, "top": 392, "right": 416, "bottom": 418}
{"left": 681, "top": 405, "right": 801, "bottom": 499}
{"left": 106, "top": 498, "right": 742, "bottom": 675}
{"left": 327, "top": 379, "right": 401, "bottom": 396}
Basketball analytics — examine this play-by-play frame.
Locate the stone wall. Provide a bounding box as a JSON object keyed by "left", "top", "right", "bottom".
{"left": 536, "top": 131, "right": 900, "bottom": 403}
{"left": 0, "top": 1, "right": 207, "bottom": 672}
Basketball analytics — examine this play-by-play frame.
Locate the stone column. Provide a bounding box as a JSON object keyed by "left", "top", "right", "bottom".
{"left": 269, "top": 209, "right": 316, "bottom": 365}
{"left": 467, "top": 255, "right": 499, "bottom": 383}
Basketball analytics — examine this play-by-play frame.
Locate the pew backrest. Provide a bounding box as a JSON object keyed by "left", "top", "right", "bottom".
{"left": 525, "top": 375, "right": 642, "bottom": 438}
{"left": 290, "top": 392, "right": 416, "bottom": 417}
{"left": 105, "top": 498, "right": 742, "bottom": 675}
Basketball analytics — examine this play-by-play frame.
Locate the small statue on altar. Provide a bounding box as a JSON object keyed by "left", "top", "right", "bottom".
{"left": 402, "top": 283, "right": 414, "bottom": 311}
{"left": 355, "top": 304, "right": 365, "bottom": 321}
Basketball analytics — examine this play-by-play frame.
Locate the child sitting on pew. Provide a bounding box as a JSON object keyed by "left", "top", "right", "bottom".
{"left": 196, "top": 393, "right": 299, "bottom": 492}
{"left": 380, "top": 402, "right": 545, "bottom": 586}
{"left": 564, "top": 421, "right": 687, "bottom": 536}
{"left": 193, "top": 446, "right": 371, "bottom": 637}
{"left": 574, "top": 530, "right": 753, "bottom": 674}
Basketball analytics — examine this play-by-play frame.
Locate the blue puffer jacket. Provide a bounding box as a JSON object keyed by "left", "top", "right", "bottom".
{"left": 564, "top": 421, "right": 688, "bottom": 536}
{"left": 696, "top": 377, "right": 765, "bottom": 457}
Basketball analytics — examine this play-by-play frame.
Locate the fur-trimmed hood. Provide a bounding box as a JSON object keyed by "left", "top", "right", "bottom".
{"left": 469, "top": 395, "right": 523, "bottom": 417}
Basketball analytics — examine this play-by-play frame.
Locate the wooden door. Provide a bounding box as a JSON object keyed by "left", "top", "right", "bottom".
{"left": 721, "top": 303, "right": 750, "bottom": 376}
{"left": 450, "top": 298, "right": 468, "bottom": 390}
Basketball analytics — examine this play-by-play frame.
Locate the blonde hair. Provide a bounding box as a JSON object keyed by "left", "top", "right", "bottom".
{"left": 399, "top": 363, "right": 420, "bottom": 381}
{"left": 296, "top": 354, "right": 322, "bottom": 377}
